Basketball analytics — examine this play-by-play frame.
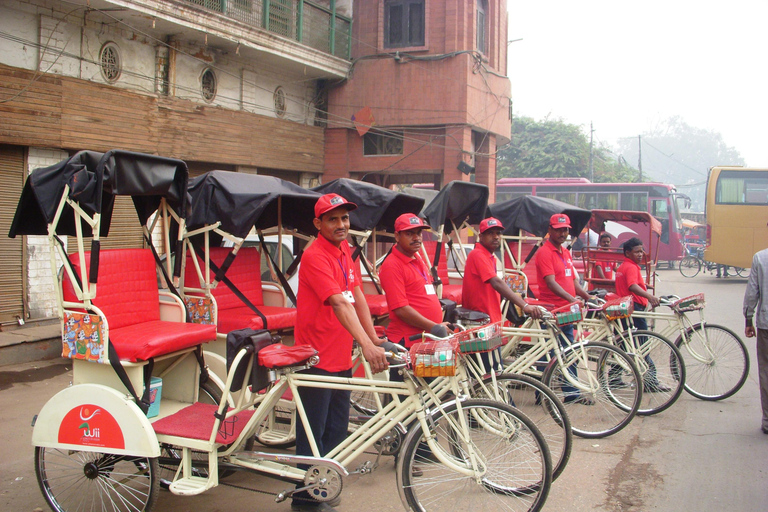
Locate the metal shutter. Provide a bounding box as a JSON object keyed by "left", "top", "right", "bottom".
{"left": 0, "top": 145, "right": 26, "bottom": 322}
{"left": 68, "top": 195, "right": 145, "bottom": 252}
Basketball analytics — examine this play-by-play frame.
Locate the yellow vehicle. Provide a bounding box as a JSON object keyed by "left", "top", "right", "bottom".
{"left": 705, "top": 166, "right": 768, "bottom": 268}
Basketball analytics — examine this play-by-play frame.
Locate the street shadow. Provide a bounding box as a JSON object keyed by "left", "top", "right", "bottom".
{"left": 0, "top": 361, "right": 70, "bottom": 391}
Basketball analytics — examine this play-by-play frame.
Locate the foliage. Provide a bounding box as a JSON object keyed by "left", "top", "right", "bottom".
{"left": 615, "top": 116, "right": 745, "bottom": 211}
{"left": 497, "top": 116, "right": 637, "bottom": 183}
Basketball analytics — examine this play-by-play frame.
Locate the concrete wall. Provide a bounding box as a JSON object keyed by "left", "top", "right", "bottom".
{"left": 26, "top": 148, "right": 70, "bottom": 320}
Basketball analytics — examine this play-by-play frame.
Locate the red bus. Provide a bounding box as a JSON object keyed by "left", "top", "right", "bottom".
{"left": 496, "top": 178, "right": 688, "bottom": 264}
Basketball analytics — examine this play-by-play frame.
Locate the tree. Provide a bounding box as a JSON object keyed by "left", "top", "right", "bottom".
{"left": 498, "top": 116, "right": 637, "bottom": 182}
{"left": 615, "top": 117, "right": 745, "bottom": 211}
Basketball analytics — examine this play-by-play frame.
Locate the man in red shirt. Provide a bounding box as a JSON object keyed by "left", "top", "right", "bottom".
{"left": 614, "top": 237, "right": 668, "bottom": 392}
{"left": 536, "top": 213, "right": 592, "bottom": 404}
{"left": 594, "top": 232, "right": 615, "bottom": 280}
{"left": 292, "top": 193, "right": 388, "bottom": 512}
{"left": 379, "top": 213, "right": 447, "bottom": 347}
{"left": 463, "top": 217, "right": 541, "bottom": 323}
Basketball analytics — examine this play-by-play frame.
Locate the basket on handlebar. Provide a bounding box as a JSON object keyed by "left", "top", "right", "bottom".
{"left": 456, "top": 322, "right": 503, "bottom": 354}
{"left": 602, "top": 296, "right": 634, "bottom": 321}
{"left": 551, "top": 302, "right": 585, "bottom": 326}
{"left": 671, "top": 293, "right": 706, "bottom": 312}
{"left": 410, "top": 338, "right": 460, "bottom": 377}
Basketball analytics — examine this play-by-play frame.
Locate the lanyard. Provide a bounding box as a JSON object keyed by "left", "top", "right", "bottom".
{"left": 413, "top": 254, "right": 429, "bottom": 283}
{"left": 555, "top": 246, "right": 570, "bottom": 272}
{"left": 337, "top": 256, "right": 349, "bottom": 291}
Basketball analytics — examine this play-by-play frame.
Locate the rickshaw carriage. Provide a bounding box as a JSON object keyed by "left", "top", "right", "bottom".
{"left": 312, "top": 178, "right": 425, "bottom": 320}
{"left": 420, "top": 180, "right": 491, "bottom": 305}
{"left": 583, "top": 210, "right": 662, "bottom": 294}
{"left": 487, "top": 195, "right": 591, "bottom": 300}
{"left": 182, "top": 170, "right": 321, "bottom": 336}
{"left": 9, "top": 150, "right": 219, "bottom": 509}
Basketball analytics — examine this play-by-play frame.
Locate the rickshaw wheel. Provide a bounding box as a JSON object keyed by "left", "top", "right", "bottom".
{"left": 35, "top": 446, "right": 159, "bottom": 512}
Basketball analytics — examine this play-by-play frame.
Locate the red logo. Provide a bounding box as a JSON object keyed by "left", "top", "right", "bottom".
{"left": 58, "top": 405, "right": 125, "bottom": 449}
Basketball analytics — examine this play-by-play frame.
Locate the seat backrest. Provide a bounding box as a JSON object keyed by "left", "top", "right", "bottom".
{"left": 62, "top": 249, "right": 161, "bottom": 330}
{"left": 422, "top": 241, "right": 449, "bottom": 281}
{"left": 185, "top": 246, "right": 264, "bottom": 311}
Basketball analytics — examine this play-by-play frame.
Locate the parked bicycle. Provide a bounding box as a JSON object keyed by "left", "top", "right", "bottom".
{"left": 679, "top": 243, "right": 749, "bottom": 278}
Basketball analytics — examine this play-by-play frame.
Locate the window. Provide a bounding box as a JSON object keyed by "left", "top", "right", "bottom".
{"left": 201, "top": 68, "right": 217, "bottom": 102}
{"left": 716, "top": 171, "right": 768, "bottom": 205}
{"left": 384, "top": 0, "right": 425, "bottom": 48}
{"left": 363, "top": 131, "right": 403, "bottom": 155}
{"left": 476, "top": 0, "right": 486, "bottom": 54}
{"left": 620, "top": 192, "right": 648, "bottom": 212}
{"left": 99, "top": 42, "right": 121, "bottom": 83}
{"left": 274, "top": 86, "right": 286, "bottom": 118}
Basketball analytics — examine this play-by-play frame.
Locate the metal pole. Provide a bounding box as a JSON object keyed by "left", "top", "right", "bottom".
{"left": 588, "top": 121, "right": 594, "bottom": 182}
{"left": 638, "top": 135, "right": 642, "bottom": 182}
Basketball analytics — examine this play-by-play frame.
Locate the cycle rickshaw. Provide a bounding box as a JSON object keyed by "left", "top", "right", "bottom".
{"left": 14, "top": 152, "right": 553, "bottom": 512}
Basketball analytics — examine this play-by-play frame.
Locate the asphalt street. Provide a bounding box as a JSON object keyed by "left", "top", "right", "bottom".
{"left": 2, "top": 268, "right": 766, "bottom": 512}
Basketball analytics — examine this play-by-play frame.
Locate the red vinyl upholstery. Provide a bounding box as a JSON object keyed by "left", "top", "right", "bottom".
{"left": 365, "top": 294, "right": 389, "bottom": 317}
{"left": 62, "top": 249, "right": 216, "bottom": 362}
{"left": 422, "top": 241, "right": 462, "bottom": 304}
{"left": 185, "top": 247, "right": 297, "bottom": 333}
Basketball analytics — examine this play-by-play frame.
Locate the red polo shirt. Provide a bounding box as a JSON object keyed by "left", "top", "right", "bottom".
{"left": 597, "top": 261, "right": 614, "bottom": 280}
{"left": 615, "top": 257, "right": 648, "bottom": 307}
{"left": 295, "top": 235, "right": 359, "bottom": 371}
{"left": 462, "top": 243, "right": 503, "bottom": 323}
{"left": 535, "top": 239, "right": 577, "bottom": 308}
{"left": 379, "top": 248, "right": 443, "bottom": 347}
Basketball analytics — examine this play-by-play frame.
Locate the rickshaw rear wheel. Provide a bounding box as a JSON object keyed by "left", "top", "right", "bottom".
{"left": 35, "top": 446, "right": 159, "bottom": 512}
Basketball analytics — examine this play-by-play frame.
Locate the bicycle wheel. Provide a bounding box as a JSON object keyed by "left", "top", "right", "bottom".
{"left": 735, "top": 267, "right": 751, "bottom": 278}
{"left": 472, "top": 373, "right": 572, "bottom": 481}
{"left": 616, "top": 330, "right": 685, "bottom": 416}
{"left": 36, "top": 447, "right": 159, "bottom": 512}
{"left": 542, "top": 341, "right": 641, "bottom": 438}
{"left": 397, "top": 399, "right": 551, "bottom": 512}
{"left": 678, "top": 256, "right": 701, "bottom": 278}
{"left": 675, "top": 323, "right": 750, "bottom": 400}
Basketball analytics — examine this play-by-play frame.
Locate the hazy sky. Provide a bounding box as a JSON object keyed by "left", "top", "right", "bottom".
{"left": 507, "top": 0, "right": 768, "bottom": 167}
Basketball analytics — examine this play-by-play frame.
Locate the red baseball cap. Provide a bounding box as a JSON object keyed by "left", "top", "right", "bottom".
{"left": 394, "top": 213, "right": 430, "bottom": 232}
{"left": 314, "top": 193, "right": 357, "bottom": 218}
{"left": 549, "top": 213, "right": 572, "bottom": 229}
{"left": 479, "top": 217, "right": 505, "bottom": 234}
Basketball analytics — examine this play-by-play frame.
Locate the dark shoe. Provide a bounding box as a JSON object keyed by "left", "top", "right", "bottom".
{"left": 564, "top": 394, "right": 595, "bottom": 406}
{"left": 762, "top": 426, "right": 768, "bottom": 435}
{"left": 291, "top": 501, "right": 336, "bottom": 512}
{"left": 715, "top": 274, "right": 721, "bottom": 278}
{"left": 644, "top": 382, "right": 672, "bottom": 393}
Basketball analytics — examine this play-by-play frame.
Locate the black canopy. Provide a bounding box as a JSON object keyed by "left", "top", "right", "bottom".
{"left": 313, "top": 178, "right": 425, "bottom": 232}
{"left": 487, "top": 195, "right": 592, "bottom": 238}
{"left": 9, "top": 150, "right": 188, "bottom": 238}
{"left": 422, "top": 181, "right": 489, "bottom": 234}
{"left": 186, "top": 171, "right": 321, "bottom": 239}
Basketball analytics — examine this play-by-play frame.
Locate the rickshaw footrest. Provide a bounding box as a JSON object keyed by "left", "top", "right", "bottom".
{"left": 169, "top": 475, "right": 215, "bottom": 496}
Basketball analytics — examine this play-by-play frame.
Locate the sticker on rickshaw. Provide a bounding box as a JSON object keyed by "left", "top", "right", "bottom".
{"left": 58, "top": 405, "right": 125, "bottom": 449}
{"left": 185, "top": 296, "right": 216, "bottom": 325}
{"left": 62, "top": 312, "right": 106, "bottom": 363}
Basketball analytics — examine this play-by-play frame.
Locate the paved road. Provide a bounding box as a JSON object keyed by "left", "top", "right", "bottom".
{"left": 2, "top": 269, "right": 767, "bottom": 512}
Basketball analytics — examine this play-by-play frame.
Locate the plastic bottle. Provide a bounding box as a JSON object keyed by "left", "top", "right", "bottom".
{"left": 435, "top": 339, "right": 451, "bottom": 376}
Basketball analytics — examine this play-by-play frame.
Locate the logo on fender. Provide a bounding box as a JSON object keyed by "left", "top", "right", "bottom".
{"left": 58, "top": 405, "right": 125, "bottom": 449}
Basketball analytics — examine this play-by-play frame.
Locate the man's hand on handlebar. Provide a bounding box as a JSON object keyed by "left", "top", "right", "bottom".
{"left": 362, "top": 342, "right": 389, "bottom": 374}
{"left": 522, "top": 303, "right": 542, "bottom": 319}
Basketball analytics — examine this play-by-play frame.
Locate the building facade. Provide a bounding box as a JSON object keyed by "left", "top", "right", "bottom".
{"left": 0, "top": 0, "right": 511, "bottom": 324}
{"left": 324, "top": 0, "right": 511, "bottom": 198}
{"left": 0, "top": 0, "right": 352, "bottom": 322}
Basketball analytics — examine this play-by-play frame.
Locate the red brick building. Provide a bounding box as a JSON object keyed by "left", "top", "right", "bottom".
{"left": 325, "top": 0, "right": 511, "bottom": 201}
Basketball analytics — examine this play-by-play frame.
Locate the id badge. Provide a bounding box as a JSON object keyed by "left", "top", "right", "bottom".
{"left": 425, "top": 284, "right": 436, "bottom": 295}
{"left": 342, "top": 290, "right": 355, "bottom": 303}
{"left": 565, "top": 268, "right": 572, "bottom": 277}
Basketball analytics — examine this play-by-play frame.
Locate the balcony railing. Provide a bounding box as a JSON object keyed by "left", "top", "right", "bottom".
{"left": 183, "top": 0, "right": 351, "bottom": 60}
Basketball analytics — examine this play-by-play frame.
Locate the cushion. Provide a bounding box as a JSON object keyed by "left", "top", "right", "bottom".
{"left": 184, "top": 247, "right": 264, "bottom": 311}
{"left": 62, "top": 249, "right": 161, "bottom": 330}
{"left": 110, "top": 321, "right": 216, "bottom": 362}
{"left": 217, "top": 306, "right": 297, "bottom": 334}
{"left": 441, "top": 284, "right": 462, "bottom": 304}
{"left": 152, "top": 402, "right": 255, "bottom": 445}
{"left": 365, "top": 294, "right": 389, "bottom": 317}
